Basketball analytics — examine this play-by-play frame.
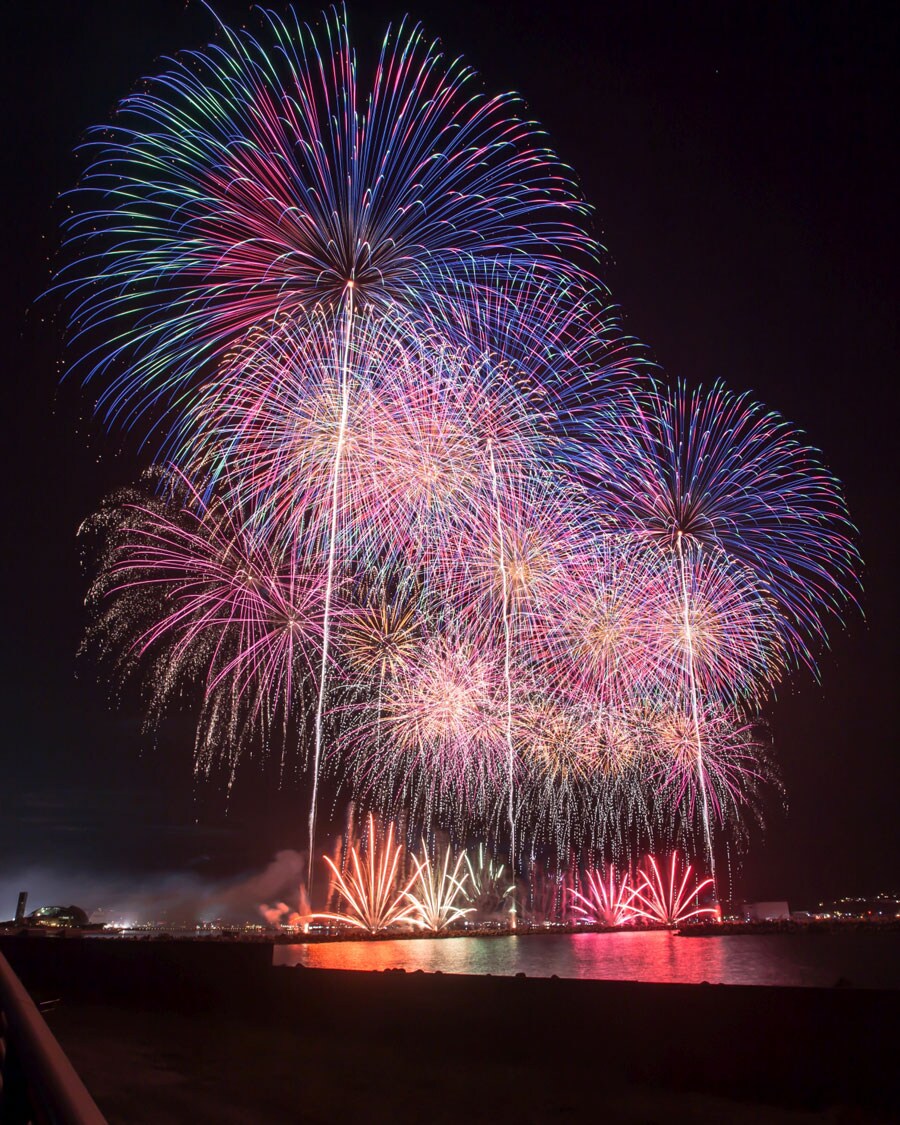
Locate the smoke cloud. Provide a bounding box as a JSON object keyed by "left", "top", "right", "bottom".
{"left": 1, "top": 850, "right": 309, "bottom": 926}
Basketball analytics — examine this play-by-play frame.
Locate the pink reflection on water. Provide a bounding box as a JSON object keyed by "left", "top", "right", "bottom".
{"left": 274, "top": 930, "right": 900, "bottom": 988}
{"left": 277, "top": 931, "right": 723, "bottom": 984}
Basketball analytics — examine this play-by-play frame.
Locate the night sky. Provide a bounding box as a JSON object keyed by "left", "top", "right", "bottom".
{"left": 3, "top": 0, "right": 897, "bottom": 912}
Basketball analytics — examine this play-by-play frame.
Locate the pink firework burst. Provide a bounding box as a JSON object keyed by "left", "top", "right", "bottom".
{"left": 339, "top": 631, "right": 512, "bottom": 836}
{"left": 81, "top": 470, "right": 324, "bottom": 776}
{"left": 646, "top": 544, "right": 786, "bottom": 709}
{"left": 570, "top": 867, "right": 637, "bottom": 927}
{"left": 543, "top": 534, "right": 665, "bottom": 711}
{"left": 647, "top": 705, "right": 776, "bottom": 831}
{"left": 629, "top": 853, "right": 717, "bottom": 926}
{"left": 182, "top": 306, "right": 552, "bottom": 567}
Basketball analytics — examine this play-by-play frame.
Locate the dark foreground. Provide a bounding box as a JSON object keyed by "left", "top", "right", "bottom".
{"left": 2, "top": 937, "right": 897, "bottom": 1123}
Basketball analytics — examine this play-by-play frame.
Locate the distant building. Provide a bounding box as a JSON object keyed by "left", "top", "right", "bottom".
{"left": 742, "top": 901, "right": 790, "bottom": 922}
{"left": 27, "top": 905, "right": 90, "bottom": 928}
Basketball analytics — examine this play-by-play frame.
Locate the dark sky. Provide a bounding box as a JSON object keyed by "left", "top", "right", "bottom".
{"left": 3, "top": 0, "right": 897, "bottom": 911}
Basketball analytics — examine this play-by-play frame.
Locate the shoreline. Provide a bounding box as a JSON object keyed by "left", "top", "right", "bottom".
{"left": 2, "top": 935, "right": 898, "bottom": 1119}
{"left": 5, "top": 915, "right": 898, "bottom": 945}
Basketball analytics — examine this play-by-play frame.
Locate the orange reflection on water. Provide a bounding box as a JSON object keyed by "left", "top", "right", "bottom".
{"left": 275, "top": 930, "right": 726, "bottom": 983}
{"left": 273, "top": 930, "right": 900, "bottom": 988}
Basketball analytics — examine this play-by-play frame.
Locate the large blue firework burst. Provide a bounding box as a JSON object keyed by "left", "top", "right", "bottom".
{"left": 55, "top": 4, "right": 606, "bottom": 435}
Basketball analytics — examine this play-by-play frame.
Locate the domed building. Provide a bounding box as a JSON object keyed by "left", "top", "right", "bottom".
{"left": 27, "top": 905, "right": 90, "bottom": 928}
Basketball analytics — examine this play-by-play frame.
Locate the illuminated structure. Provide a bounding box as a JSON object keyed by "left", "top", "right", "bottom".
{"left": 26, "top": 906, "right": 90, "bottom": 929}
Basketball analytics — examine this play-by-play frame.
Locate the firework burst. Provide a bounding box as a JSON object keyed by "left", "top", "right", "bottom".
{"left": 80, "top": 470, "right": 323, "bottom": 779}
{"left": 647, "top": 706, "right": 776, "bottom": 834}
{"left": 183, "top": 308, "right": 552, "bottom": 562}
{"left": 543, "top": 534, "right": 663, "bottom": 709}
{"left": 344, "top": 632, "right": 511, "bottom": 836}
{"left": 57, "top": 5, "right": 598, "bottom": 434}
{"left": 65, "top": 7, "right": 860, "bottom": 882}
{"left": 464, "top": 846, "right": 515, "bottom": 917}
{"left": 573, "top": 377, "right": 862, "bottom": 881}
{"left": 580, "top": 379, "right": 861, "bottom": 666}
{"left": 341, "top": 579, "right": 423, "bottom": 683}
{"left": 629, "top": 853, "right": 717, "bottom": 926}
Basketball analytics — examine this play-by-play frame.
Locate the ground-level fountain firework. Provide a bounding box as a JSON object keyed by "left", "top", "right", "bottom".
{"left": 260, "top": 817, "right": 715, "bottom": 934}
{"left": 64, "top": 4, "right": 859, "bottom": 895}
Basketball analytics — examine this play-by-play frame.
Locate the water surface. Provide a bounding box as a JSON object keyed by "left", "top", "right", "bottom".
{"left": 275, "top": 929, "right": 900, "bottom": 988}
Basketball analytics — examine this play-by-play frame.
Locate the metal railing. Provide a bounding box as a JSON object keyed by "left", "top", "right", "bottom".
{"left": 0, "top": 950, "right": 105, "bottom": 1124}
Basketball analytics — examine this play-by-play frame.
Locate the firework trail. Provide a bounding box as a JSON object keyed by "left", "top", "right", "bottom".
{"left": 677, "top": 530, "right": 715, "bottom": 885}
{"left": 312, "top": 813, "right": 416, "bottom": 934}
{"left": 309, "top": 283, "right": 355, "bottom": 883}
{"left": 406, "top": 843, "right": 473, "bottom": 931}
{"left": 487, "top": 439, "right": 518, "bottom": 910}
{"left": 570, "top": 866, "right": 637, "bottom": 927}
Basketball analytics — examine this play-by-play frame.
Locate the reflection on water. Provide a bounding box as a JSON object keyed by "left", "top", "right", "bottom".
{"left": 275, "top": 930, "right": 900, "bottom": 988}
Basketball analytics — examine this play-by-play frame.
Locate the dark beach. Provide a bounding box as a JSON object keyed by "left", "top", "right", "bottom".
{"left": 2, "top": 934, "right": 897, "bottom": 1123}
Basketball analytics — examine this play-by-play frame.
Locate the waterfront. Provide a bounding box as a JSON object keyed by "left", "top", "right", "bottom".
{"left": 275, "top": 928, "right": 900, "bottom": 988}
{"left": 4, "top": 934, "right": 897, "bottom": 1120}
